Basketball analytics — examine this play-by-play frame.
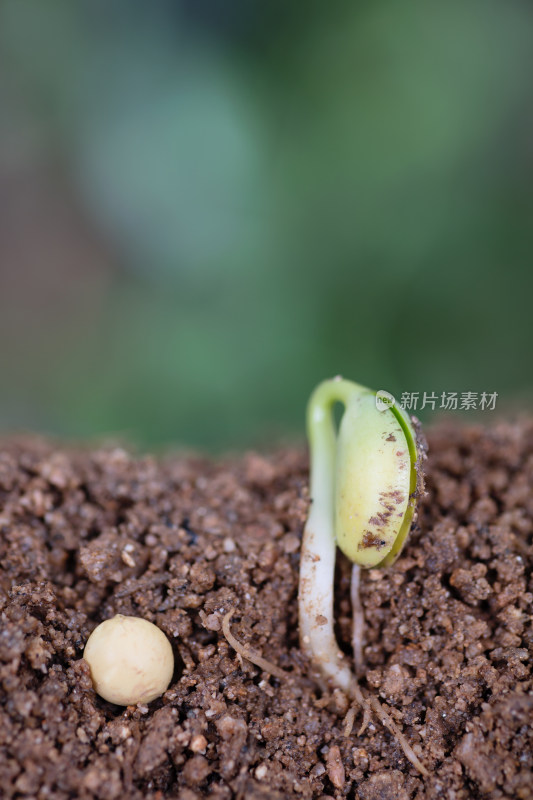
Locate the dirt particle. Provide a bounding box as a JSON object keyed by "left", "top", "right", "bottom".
{"left": 358, "top": 531, "right": 387, "bottom": 550}
{"left": 183, "top": 755, "right": 211, "bottom": 786}
{"left": 190, "top": 734, "right": 208, "bottom": 754}
{"left": 282, "top": 533, "right": 300, "bottom": 554}
{"left": 450, "top": 564, "right": 493, "bottom": 606}
{"left": 357, "top": 771, "right": 408, "bottom": 800}
{"left": 326, "top": 745, "right": 345, "bottom": 789}
{"left": 216, "top": 715, "right": 248, "bottom": 741}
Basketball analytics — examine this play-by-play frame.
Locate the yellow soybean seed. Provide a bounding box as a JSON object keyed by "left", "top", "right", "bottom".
{"left": 83, "top": 614, "right": 174, "bottom": 706}
{"left": 335, "top": 391, "right": 413, "bottom": 567}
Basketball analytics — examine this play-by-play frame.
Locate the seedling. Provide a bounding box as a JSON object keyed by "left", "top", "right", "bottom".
{"left": 298, "top": 377, "right": 427, "bottom": 774}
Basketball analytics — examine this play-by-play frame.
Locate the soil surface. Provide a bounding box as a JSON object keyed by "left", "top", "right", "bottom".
{"left": 0, "top": 422, "right": 532, "bottom": 800}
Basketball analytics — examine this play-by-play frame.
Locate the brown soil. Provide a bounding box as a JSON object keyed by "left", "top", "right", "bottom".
{"left": 0, "top": 422, "right": 532, "bottom": 800}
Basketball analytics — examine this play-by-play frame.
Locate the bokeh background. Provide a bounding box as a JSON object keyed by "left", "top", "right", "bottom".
{"left": 1, "top": 0, "right": 532, "bottom": 451}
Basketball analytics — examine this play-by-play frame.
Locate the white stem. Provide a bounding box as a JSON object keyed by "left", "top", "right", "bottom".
{"left": 299, "top": 503, "right": 356, "bottom": 693}
{"left": 351, "top": 563, "right": 364, "bottom": 677}
{"left": 298, "top": 379, "right": 360, "bottom": 694}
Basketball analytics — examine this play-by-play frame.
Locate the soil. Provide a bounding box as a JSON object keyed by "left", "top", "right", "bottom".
{"left": 0, "top": 421, "right": 532, "bottom": 800}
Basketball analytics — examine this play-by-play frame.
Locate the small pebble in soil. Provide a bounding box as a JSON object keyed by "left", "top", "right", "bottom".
{"left": 83, "top": 614, "right": 175, "bottom": 705}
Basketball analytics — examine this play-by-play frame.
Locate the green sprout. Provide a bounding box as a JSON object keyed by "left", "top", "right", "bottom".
{"left": 298, "top": 377, "right": 427, "bottom": 774}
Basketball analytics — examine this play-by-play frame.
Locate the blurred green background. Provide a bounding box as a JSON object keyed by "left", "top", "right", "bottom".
{"left": 0, "top": 0, "right": 532, "bottom": 451}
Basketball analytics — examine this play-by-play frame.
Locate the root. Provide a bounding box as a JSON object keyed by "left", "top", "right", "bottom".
{"left": 349, "top": 562, "right": 427, "bottom": 775}
{"left": 369, "top": 696, "right": 429, "bottom": 778}
{"left": 341, "top": 678, "right": 428, "bottom": 777}
{"left": 365, "top": 693, "right": 428, "bottom": 777}
{"left": 223, "top": 610, "right": 428, "bottom": 777}
{"left": 357, "top": 702, "right": 372, "bottom": 736}
{"left": 343, "top": 705, "right": 357, "bottom": 737}
{"left": 222, "top": 610, "right": 289, "bottom": 680}
{"left": 344, "top": 701, "right": 371, "bottom": 738}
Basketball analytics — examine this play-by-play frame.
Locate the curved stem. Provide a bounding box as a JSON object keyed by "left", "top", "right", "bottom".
{"left": 298, "top": 378, "right": 368, "bottom": 692}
